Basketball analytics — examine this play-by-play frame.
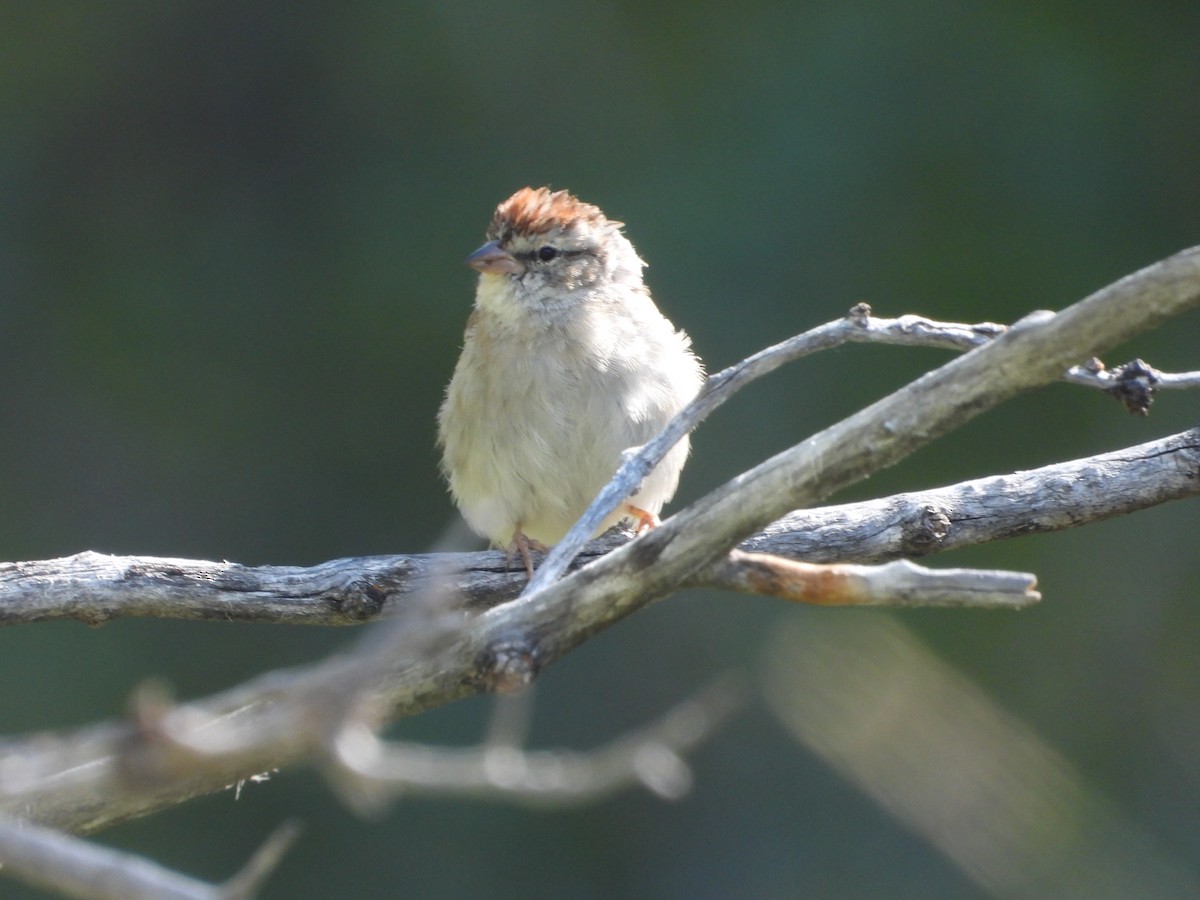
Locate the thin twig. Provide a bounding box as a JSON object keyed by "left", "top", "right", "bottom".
{"left": 762, "top": 616, "right": 1200, "bottom": 896}
{"left": 1064, "top": 356, "right": 1200, "bottom": 414}
{"left": 706, "top": 554, "right": 1038, "bottom": 608}
{"left": 327, "top": 675, "right": 747, "bottom": 809}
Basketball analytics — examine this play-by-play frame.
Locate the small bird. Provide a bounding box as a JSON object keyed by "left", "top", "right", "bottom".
{"left": 438, "top": 187, "right": 704, "bottom": 574}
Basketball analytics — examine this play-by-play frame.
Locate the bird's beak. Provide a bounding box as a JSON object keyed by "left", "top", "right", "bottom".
{"left": 465, "top": 240, "right": 524, "bottom": 275}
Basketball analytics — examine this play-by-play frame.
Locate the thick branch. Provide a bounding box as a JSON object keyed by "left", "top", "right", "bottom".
{"left": 741, "top": 425, "right": 1200, "bottom": 562}
{"left": 0, "top": 427, "right": 1195, "bottom": 626}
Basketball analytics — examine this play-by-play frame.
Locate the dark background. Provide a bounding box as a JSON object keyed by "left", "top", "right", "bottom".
{"left": 2, "top": 3, "right": 1199, "bottom": 897}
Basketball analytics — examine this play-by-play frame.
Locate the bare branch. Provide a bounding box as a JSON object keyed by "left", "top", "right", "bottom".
{"left": 326, "top": 675, "right": 747, "bottom": 811}
{"left": 0, "top": 249, "right": 1195, "bottom": 839}
{"left": 1064, "top": 356, "right": 1200, "bottom": 414}
{"left": 704, "top": 554, "right": 1038, "bottom": 609}
{"left": 0, "top": 426, "right": 1195, "bottom": 627}
{"left": 742, "top": 425, "right": 1200, "bottom": 563}
{"left": 219, "top": 821, "right": 302, "bottom": 899}
{"left": 501, "top": 248, "right": 1200, "bottom": 675}
{"left": 0, "top": 817, "right": 299, "bottom": 900}
{"left": 0, "top": 551, "right": 473, "bottom": 627}
{"left": 1, "top": 425, "right": 1187, "bottom": 832}
{"left": 526, "top": 251, "right": 1200, "bottom": 591}
{"left": 522, "top": 309, "right": 1004, "bottom": 593}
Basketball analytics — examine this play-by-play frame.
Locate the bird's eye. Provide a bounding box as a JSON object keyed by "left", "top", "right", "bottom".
{"left": 537, "top": 246, "right": 558, "bottom": 262}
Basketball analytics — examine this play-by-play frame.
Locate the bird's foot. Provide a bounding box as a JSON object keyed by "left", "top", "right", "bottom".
{"left": 505, "top": 530, "right": 549, "bottom": 578}
{"left": 625, "top": 504, "right": 661, "bottom": 536}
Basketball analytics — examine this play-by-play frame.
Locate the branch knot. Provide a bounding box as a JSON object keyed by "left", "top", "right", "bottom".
{"left": 479, "top": 637, "right": 542, "bottom": 694}
{"left": 334, "top": 580, "right": 391, "bottom": 621}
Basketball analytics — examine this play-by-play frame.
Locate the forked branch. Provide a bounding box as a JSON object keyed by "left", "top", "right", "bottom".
{"left": 0, "top": 248, "right": 1197, "bottom": 899}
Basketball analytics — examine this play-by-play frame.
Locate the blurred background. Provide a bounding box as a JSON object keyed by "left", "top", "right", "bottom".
{"left": 2, "top": 2, "right": 1199, "bottom": 897}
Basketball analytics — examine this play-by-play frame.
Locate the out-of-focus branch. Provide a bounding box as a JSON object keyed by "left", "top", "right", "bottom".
{"left": 326, "top": 674, "right": 747, "bottom": 811}
{"left": 0, "top": 817, "right": 299, "bottom": 900}
{"left": 762, "top": 616, "right": 1200, "bottom": 897}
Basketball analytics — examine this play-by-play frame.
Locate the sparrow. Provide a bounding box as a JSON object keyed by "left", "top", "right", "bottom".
{"left": 438, "top": 187, "right": 704, "bottom": 574}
